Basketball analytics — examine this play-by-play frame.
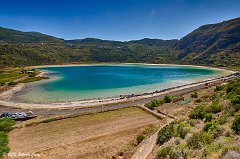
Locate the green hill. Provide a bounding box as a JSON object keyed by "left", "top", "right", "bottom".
{"left": 0, "top": 17, "right": 239, "bottom": 68}
{"left": 0, "top": 27, "right": 64, "bottom": 43}
{"left": 176, "top": 17, "right": 240, "bottom": 66}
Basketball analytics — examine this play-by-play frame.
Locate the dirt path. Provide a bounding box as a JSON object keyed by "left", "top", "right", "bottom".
{"left": 132, "top": 106, "right": 174, "bottom": 159}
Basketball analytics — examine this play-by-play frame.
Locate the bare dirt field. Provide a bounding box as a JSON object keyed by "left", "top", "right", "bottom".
{"left": 7, "top": 107, "right": 162, "bottom": 159}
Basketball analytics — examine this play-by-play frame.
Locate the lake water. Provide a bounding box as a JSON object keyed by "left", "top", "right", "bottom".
{"left": 14, "top": 64, "right": 226, "bottom": 103}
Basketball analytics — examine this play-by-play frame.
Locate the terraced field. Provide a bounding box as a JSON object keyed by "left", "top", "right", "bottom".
{"left": 8, "top": 107, "right": 162, "bottom": 159}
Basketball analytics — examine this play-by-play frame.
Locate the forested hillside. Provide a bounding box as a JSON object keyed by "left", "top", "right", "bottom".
{"left": 176, "top": 17, "right": 240, "bottom": 66}
{"left": 0, "top": 17, "right": 239, "bottom": 68}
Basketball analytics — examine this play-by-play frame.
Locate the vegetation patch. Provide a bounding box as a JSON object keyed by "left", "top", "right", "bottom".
{"left": 157, "top": 121, "right": 189, "bottom": 145}
{"left": 146, "top": 99, "right": 164, "bottom": 109}
{"left": 164, "top": 95, "right": 172, "bottom": 103}
{"left": 0, "top": 118, "right": 15, "bottom": 157}
{"left": 231, "top": 111, "right": 240, "bottom": 133}
{"left": 187, "top": 132, "right": 214, "bottom": 149}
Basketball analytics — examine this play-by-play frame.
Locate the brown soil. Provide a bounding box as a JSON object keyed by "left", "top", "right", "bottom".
{"left": 7, "top": 107, "right": 162, "bottom": 159}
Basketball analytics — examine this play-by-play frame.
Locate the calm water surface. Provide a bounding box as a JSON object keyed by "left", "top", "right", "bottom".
{"left": 14, "top": 64, "right": 225, "bottom": 103}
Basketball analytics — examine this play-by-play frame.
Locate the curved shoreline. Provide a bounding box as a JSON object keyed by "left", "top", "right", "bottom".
{"left": 27, "top": 62, "right": 235, "bottom": 73}
{"left": 0, "top": 66, "right": 236, "bottom": 109}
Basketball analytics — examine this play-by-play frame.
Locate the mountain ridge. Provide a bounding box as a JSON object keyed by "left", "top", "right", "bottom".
{"left": 0, "top": 17, "right": 239, "bottom": 68}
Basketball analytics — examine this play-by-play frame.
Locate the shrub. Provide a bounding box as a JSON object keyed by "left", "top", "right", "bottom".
{"left": 191, "top": 92, "right": 198, "bottom": 98}
{"left": 0, "top": 118, "right": 15, "bottom": 132}
{"left": 164, "top": 96, "right": 172, "bottom": 103}
{"left": 136, "top": 134, "right": 145, "bottom": 144}
{"left": 146, "top": 100, "right": 158, "bottom": 108}
{"left": 146, "top": 99, "right": 164, "bottom": 109}
{"left": 231, "top": 95, "right": 240, "bottom": 105}
{"left": 157, "top": 146, "right": 171, "bottom": 158}
{"left": 157, "top": 123, "right": 174, "bottom": 145}
{"left": 189, "top": 105, "right": 207, "bottom": 119}
{"left": 203, "top": 143, "right": 222, "bottom": 157}
{"left": 231, "top": 111, "right": 240, "bottom": 133}
{"left": 203, "top": 122, "right": 224, "bottom": 138}
{"left": 157, "top": 145, "right": 186, "bottom": 159}
{"left": 217, "top": 111, "right": 230, "bottom": 125}
{"left": 203, "top": 122, "right": 219, "bottom": 132}
{"left": 204, "top": 113, "right": 213, "bottom": 122}
{"left": 7, "top": 81, "right": 17, "bottom": 86}
{"left": 214, "top": 85, "right": 224, "bottom": 92}
{"left": 195, "top": 98, "right": 202, "bottom": 103}
{"left": 209, "top": 101, "right": 223, "bottom": 113}
{"left": 0, "top": 132, "right": 10, "bottom": 157}
{"left": 168, "top": 145, "right": 187, "bottom": 159}
{"left": 226, "top": 79, "right": 240, "bottom": 95}
{"left": 175, "top": 122, "right": 188, "bottom": 139}
{"left": 0, "top": 83, "right": 5, "bottom": 86}
{"left": 187, "top": 132, "right": 214, "bottom": 149}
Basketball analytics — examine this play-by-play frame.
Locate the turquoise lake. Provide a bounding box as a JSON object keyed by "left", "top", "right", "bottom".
{"left": 14, "top": 64, "right": 227, "bottom": 103}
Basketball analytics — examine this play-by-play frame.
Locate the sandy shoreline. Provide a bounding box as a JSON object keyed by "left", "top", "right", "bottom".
{"left": 27, "top": 62, "right": 236, "bottom": 73}
{"left": 0, "top": 69, "right": 236, "bottom": 109}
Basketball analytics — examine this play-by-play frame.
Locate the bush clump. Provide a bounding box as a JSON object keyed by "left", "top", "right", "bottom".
{"left": 0, "top": 118, "right": 15, "bottom": 132}
{"left": 209, "top": 101, "right": 223, "bottom": 114}
{"left": 146, "top": 99, "right": 164, "bottom": 109}
{"left": 0, "top": 132, "right": 10, "bottom": 157}
{"left": 157, "top": 145, "right": 187, "bottom": 159}
{"left": 191, "top": 92, "right": 198, "bottom": 98}
{"left": 157, "top": 146, "right": 171, "bottom": 158}
{"left": 136, "top": 134, "right": 145, "bottom": 144}
{"left": 157, "top": 121, "right": 189, "bottom": 145}
{"left": 0, "top": 118, "right": 15, "bottom": 157}
{"left": 231, "top": 95, "right": 240, "bottom": 105}
{"left": 231, "top": 111, "right": 240, "bottom": 133}
{"left": 189, "top": 105, "right": 207, "bottom": 119}
{"left": 157, "top": 123, "right": 174, "bottom": 145}
{"left": 214, "top": 85, "right": 224, "bottom": 92}
{"left": 187, "top": 132, "right": 214, "bottom": 149}
{"left": 174, "top": 122, "right": 188, "bottom": 139}
{"left": 226, "top": 79, "right": 240, "bottom": 94}
{"left": 195, "top": 98, "right": 203, "bottom": 103}
{"left": 164, "top": 96, "right": 172, "bottom": 103}
{"left": 7, "top": 81, "right": 17, "bottom": 86}
{"left": 203, "top": 122, "right": 219, "bottom": 132}
{"left": 203, "top": 121, "right": 224, "bottom": 138}
{"left": 204, "top": 113, "right": 213, "bottom": 122}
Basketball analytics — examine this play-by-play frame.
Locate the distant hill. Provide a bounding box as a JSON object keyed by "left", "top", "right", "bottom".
{"left": 0, "top": 29, "right": 176, "bottom": 67}
{"left": 0, "top": 17, "right": 239, "bottom": 68}
{"left": 0, "top": 27, "right": 63, "bottom": 43}
{"left": 128, "top": 38, "right": 178, "bottom": 47}
{"left": 176, "top": 17, "right": 240, "bottom": 66}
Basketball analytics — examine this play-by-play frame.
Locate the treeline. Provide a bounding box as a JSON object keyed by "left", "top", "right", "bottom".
{"left": 0, "top": 41, "right": 177, "bottom": 68}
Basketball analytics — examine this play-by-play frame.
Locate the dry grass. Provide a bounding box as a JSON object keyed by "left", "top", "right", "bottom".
{"left": 7, "top": 107, "right": 162, "bottom": 159}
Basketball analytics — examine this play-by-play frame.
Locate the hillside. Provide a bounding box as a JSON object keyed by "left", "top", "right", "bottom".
{"left": 0, "top": 17, "right": 239, "bottom": 68}
{"left": 0, "top": 29, "right": 177, "bottom": 67}
{"left": 176, "top": 17, "right": 240, "bottom": 66}
{"left": 0, "top": 27, "right": 63, "bottom": 43}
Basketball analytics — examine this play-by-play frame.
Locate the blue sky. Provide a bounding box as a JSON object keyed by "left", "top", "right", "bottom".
{"left": 0, "top": 0, "right": 240, "bottom": 41}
